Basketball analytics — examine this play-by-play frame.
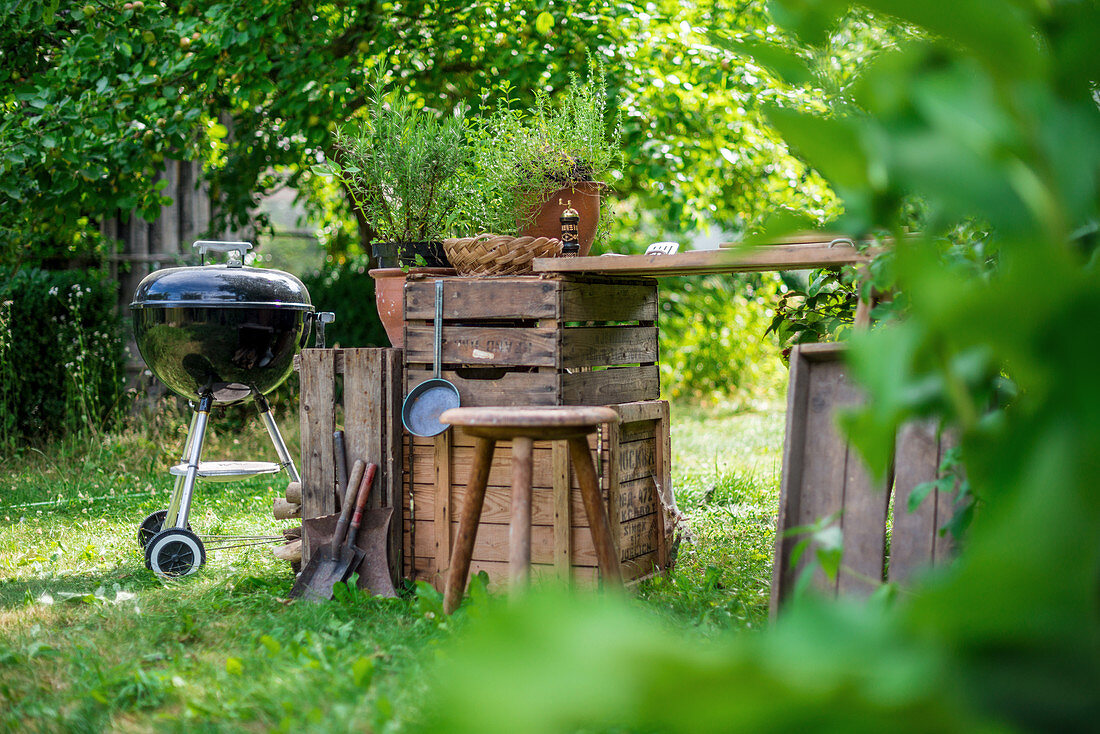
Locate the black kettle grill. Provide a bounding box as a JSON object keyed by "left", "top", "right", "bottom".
{"left": 130, "top": 241, "right": 333, "bottom": 576}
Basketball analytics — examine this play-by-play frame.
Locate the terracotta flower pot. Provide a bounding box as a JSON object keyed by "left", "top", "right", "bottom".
{"left": 518, "top": 181, "right": 602, "bottom": 257}
{"left": 368, "top": 267, "right": 456, "bottom": 348}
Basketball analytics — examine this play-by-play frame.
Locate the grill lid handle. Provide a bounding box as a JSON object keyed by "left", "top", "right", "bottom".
{"left": 194, "top": 241, "right": 253, "bottom": 267}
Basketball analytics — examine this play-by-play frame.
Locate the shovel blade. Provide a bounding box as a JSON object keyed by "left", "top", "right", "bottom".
{"left": 289, "top": 545, "right": 360, "bottom": 602}
{"left": 289, "top": 546, "right": 334, "bottom": 600}
{"left": 351, "top": 507, "right": 398, "bottom": 598}
{"left": 289, "top": 512, "right": 359, "bottom": 602}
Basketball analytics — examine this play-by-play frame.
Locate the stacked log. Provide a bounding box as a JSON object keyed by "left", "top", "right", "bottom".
{"left": 272, "top": 481, "right": 304, "bottom": 570}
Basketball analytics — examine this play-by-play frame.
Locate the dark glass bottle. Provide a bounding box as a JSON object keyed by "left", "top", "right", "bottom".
{"left": 560, "top": 202, "right": 580, "bottom": 257}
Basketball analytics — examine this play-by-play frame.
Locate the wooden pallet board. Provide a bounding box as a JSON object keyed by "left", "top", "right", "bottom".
{"left": 771, "top": 343, "right": 962, "bottom": 614}
{"left": 889, "top": 420, "right": 959, "bottom": 584}
{"left": 297, "top": 348, "right": 403, "bottom": 585}
{"left": 404, "top": 275, "right": 659, "bottom": 322}
{"left": 532, "top": 242, "right": 873, "bottom": 277}
{"left": 404, "top": 324, "right": 659, "bottom": 368}
{"left": 407, "top": 552, "right": 663, "bottom": 591}
{"left": 404, "top": 364, "right": 661, "bottom": 408}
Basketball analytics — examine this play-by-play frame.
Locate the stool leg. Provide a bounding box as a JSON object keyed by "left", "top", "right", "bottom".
{"left": 567, "top": 435, "right": 623, "bottom": 587}
{"left": 443, "top": 436, "right": 495, "bottom": 614}
{"left": 509, "top": 436, "right": 534, "bottom": 591}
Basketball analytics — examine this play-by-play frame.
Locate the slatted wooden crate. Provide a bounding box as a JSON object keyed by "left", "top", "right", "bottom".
{"left": 297, "top": 348, "right": 403, "bottom": 583}
{"left": 404, "top": 400, "right": 673, "bottom": 590}
{"left": 403, "top": 274, "right": 660, "bottom": 406}
{"left": 770, "top": 343, "right": 961, "bottom": 613}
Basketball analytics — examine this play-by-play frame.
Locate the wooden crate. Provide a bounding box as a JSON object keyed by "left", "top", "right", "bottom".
{"left": 403, "top": 274, "right": 660, "bottom": 406}
{"left": 297, "top": 348, "right": 403, "bottom": 583}
{"left": 771, "top": 343, "right": 960, "bottom": 613}
{"left": 404, "top": 400, "right": 673, "bottom": 590}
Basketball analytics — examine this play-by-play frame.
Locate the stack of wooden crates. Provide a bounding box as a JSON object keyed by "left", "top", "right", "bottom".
{"left": 402, "top": 274, "right": 673, "bottom": 589}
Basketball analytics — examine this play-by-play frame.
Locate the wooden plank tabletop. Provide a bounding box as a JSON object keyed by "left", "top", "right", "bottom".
{"left": 532, "top": 240, "right": 872, "bottom": 277}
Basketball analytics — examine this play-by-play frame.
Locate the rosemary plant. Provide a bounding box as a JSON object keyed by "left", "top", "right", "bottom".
{"left": 317, "top": 70, "right": 468, "bottom": 249}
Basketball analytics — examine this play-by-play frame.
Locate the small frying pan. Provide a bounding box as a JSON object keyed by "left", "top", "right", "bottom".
{"left": 402, "top": 279, "right": 460, "bottom": 437}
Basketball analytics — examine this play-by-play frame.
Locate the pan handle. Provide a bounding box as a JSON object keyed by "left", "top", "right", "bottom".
{"left": 433, "top": 279, "right": 444, "bottom": 380}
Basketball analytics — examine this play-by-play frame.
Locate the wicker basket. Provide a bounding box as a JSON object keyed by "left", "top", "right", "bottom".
{"left": 443, "top": 234, "right": 562, "bottom": 276}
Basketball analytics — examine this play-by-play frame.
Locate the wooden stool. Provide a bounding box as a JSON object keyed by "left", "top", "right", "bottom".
{"left": 438, "top": 406, "right": 624, "bottom": 613}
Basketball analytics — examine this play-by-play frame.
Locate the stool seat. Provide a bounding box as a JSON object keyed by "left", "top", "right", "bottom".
{"left": 440, "top": 406, "right": 620, "bottom": 429}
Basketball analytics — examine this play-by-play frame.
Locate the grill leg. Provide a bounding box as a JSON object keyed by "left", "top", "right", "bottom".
{"left": 255, "top": 392, "right": 301, "bottom": 483}
{"left": 164, "top": 409, "right": 199, "bottom": 527}
{"left": 166, "top": 394, "right": 213, "bottom": 529}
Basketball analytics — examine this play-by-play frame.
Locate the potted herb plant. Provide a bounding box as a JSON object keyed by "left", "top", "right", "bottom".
{"left": 460, "top": 62, "right": 620, "bottom": 256}
{"left": 315, "top": 71, "right": 467, "bottom": 346}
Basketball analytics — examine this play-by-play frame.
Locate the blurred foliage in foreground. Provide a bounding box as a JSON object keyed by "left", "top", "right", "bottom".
{"left": 418, "top": 0, "right": 1100, "bottom": 731}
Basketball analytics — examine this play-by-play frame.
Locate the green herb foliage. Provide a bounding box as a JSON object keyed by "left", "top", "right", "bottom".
{"left": 319, "top": 70, "right": 468, "bottom": 247}
{"left": 458, "top": 62, "right": 621, "bottom": 239}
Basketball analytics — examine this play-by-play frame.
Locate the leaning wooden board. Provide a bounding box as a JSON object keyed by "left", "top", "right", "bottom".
{"left": 771, "top": 343, "right": 960, "bottom": 613}
{"left": 297, "top": 348, "right": 404, "bottom": 585}
{"left": 404, "top": 400, "right": 673, "bottom": 590}
{"left": 889, "top": 420, "right": 958, "bottom": 584}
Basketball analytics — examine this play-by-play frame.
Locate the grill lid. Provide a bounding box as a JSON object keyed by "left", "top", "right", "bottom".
{"left": 129, "top": 241, "right": 313, "bottom": 311}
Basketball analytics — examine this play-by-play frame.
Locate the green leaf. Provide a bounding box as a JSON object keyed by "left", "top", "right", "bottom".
{"left": 737, "top": 38, "right": 814, "bottom": 86}
{"left": 768, "top": 0, "right": 847, "bottom": 46}
{"left": 765, "top": 106, "right": 869, "bottom": 190}
{"left": 907, "top": 480, "right": 935, "bottom": 513}
{"left": 225, "top": 657, "right": 243, "bottom": 675}
{"left": 259, "top": 635, "right": 281, "bottom": 655}
{"left": 208, "top": 123, "right": 229, "bottom": 139}
{"left": 352, "top": 656, "right": 374, "bottom": 687}
{"left": 535, "top": 11, "right": 554, "bottom": 35}
{"left": 859, "top": 0, "right": 1040, "bottom": 79}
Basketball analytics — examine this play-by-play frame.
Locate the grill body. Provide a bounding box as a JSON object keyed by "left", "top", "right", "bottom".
{"left": 130, "top": 262, "right": 313, "bottom": 405}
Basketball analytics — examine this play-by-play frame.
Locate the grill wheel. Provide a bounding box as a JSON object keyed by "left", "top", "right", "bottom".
{"left": 138, "top": 510, "right": 192, "bottom": 548}
{"left": 145, "top": 528, "right": 206, "bottom": 577}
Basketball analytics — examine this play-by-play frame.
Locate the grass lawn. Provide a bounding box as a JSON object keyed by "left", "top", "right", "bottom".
{"left": 0, "top": 399, "right": 784, "bottom": 732}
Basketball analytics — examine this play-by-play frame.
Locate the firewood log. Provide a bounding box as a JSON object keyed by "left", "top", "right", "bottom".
{"left": 285, "top": 481, "right": 302, "bottom": 504}
{"left": 272, "top": 498, "right": 301, "bottom": 520}
{"left": 272, "top": 539, "right": 302, "bottom": 563}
